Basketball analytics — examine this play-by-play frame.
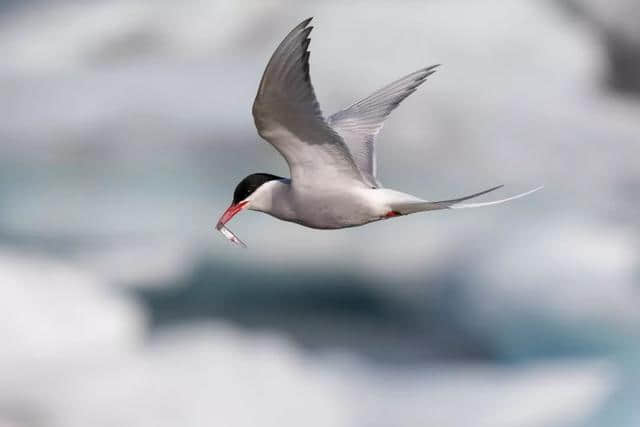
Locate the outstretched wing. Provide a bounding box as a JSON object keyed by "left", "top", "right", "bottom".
{"left": 388, "top": 185, "right": 543, "bottom": 215}
{"left": 252, "top": 18, "right": 367, "bottom": 188}
{"left": 328, "top": 65, "right": 439, "bottom": 187}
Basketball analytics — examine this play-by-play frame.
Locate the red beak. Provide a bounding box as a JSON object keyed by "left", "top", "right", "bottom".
{"left": 216, "top": 200, "right": 249, "bottom": 230}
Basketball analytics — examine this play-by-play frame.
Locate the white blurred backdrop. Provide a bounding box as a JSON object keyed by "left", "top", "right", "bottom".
{"left": 1, "top": 1, "right": 639, "bottom": 426}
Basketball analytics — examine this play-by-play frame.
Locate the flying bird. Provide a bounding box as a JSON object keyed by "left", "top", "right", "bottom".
{"left": 216, "top": 18, "right": 541, "bottom": 247}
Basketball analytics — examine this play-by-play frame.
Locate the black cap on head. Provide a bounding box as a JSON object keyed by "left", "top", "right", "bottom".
{"left": 233, "top": 173, "right": 283, "bottom": 205}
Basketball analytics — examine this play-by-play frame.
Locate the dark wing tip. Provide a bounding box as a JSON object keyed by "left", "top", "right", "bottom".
{"left": 421, "top": 64, "right": 441, "bottom": 78}
{"left": 283, "top": 18, "right": 313, "bottom": 41}
{"left": 302, "top": 26, "right": 313, "bottom": 38}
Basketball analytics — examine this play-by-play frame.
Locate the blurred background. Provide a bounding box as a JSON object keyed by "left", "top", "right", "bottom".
{"left": 1, "top": 0, "right": 639, "bottom": 426}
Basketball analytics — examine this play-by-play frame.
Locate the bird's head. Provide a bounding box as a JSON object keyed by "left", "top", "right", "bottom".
{"left": 216, "top": 173, "right": 284, "bottom": 229}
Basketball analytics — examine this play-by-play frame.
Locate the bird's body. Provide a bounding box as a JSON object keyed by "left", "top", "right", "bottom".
{"left": 249, "top": 179, "right": 408, "bottom": 229}
{"left": 216, "top": 18, "right": 541, "bottom": 246}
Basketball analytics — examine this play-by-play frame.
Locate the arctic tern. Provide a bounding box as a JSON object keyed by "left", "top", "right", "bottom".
{"left": 216, "top": 18, "right": 541, "bottom": 247}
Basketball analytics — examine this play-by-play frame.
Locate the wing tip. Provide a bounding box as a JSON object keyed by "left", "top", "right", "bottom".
{"left": 283, "top": 18, "right": 313, "bottom": 43}
{"left": 401, "top": 64, "right": 441, "bottom": 88}
{"left": 420, "top": 64, "right": 441, "bottom": 77}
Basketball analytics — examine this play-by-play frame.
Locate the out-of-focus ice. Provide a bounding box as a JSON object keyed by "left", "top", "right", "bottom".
{"left": 1, "top": 0, "right": 640, "bottom": 426}
{"left": 575, "top": 0, "right": 640, "bottom": 39}
{"left": 470, "top": 219, "right": 638, "bottom": 324}
{"left": 0, "top": 251, "right": 143, "bottom": 371}
{"left": 0, "top": 250, "right": 143, "bottom": 426}
{"left": 0, "top": 249, "right": 616, "bottom": 427}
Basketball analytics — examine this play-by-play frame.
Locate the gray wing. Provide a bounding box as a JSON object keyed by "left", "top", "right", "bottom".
{"left": 252, "top": 18, "right": 367, "bottom": 187}
{"left": 328, "top": 65, "right": 439, "bottom": 188}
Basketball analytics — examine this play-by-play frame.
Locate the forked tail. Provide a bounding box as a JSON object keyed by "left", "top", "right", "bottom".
{"left": 389, "top": 185, "right": 543, "bottom": 215}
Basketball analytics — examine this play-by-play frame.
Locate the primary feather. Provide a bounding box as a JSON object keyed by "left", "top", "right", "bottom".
{"left": 328, "top": 65, "right": 440, "bottom": 187}
{"left": 252, "top": 17, "right": 368, "bottom": 187}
